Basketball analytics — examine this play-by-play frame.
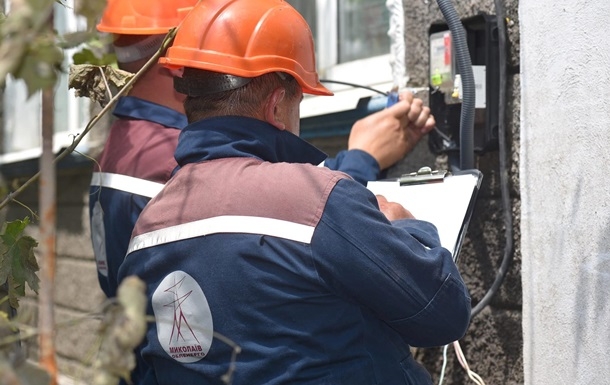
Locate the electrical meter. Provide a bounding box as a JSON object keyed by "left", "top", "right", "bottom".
{"left": 428, "top": 13, "right": 501, "bottom": 155}
{"left": 429, "top": 30, "right": 456, "bottom": 97}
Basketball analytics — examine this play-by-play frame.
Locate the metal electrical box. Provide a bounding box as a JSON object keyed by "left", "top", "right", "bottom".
{"left": 428, "top": 13, "right": 500, "bottom": 155}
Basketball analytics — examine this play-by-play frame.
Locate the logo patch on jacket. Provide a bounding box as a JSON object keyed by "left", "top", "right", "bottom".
{"left": 91, "top": 201, "right": 108, "bottom": 277}
{"left": 152, "top": 271, "right": 213, "bottom": 363}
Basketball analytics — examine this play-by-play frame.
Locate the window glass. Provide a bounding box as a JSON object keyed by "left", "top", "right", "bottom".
{"left": 338, "top": 0, "right": 390, "bottom": 63}
{"left": 53, "top": 0, "right": 90, "bottom": 138}
{"left": 273, "top": 0, "right": 395, "bottom": 119}
{"left": 1, "top": 0, "right": 89, "bottom": 160}
{"left": 2, "top": 78, "right": 42, "bottom": 155}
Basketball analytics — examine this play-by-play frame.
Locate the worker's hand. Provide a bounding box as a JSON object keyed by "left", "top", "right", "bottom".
{"left": 348, "top": 91, "right": 436, "bottom": 170}
{"left": 376, "top": 195, "right": 415, "bottom": 221}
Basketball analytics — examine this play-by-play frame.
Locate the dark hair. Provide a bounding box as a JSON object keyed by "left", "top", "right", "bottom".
{"left": 183, "top": 71, "right": 300, "bottom": 124}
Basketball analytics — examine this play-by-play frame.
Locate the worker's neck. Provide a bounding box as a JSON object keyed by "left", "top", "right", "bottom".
{"left": 126, "top": 63, "right": 186, "bottom": 114}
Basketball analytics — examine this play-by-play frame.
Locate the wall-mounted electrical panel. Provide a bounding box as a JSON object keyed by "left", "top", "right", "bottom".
{"left": 428, "top": 13, "right": 500, "bottom": 155}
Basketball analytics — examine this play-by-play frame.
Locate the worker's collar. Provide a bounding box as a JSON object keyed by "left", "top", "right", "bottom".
{"left": 174, "top": 116, "right": 327, "bottom": 169}
{"left": 113, "top": 96, "right": 187, "bottom": 130}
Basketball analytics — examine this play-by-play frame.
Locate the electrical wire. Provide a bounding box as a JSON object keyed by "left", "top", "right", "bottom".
{"left": 453, "top": 341, "right": 486, "bottom": 385}
{"left": 319, "top": 79, "right": 388, "bottom": 96}
{"left": 470, "top": 0, "right": 514, "bottom": 319}
{"left": 438, "top": 341, "right": 487, "bottom": 385}
{"left": 438, "top": 344, "right": 449, "bottom": 385}
{"left": 435, "top": 0, "right": 476, "bottom": 170}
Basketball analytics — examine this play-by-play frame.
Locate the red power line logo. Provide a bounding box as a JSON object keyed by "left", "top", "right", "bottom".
{"left": 153, "top": 271, "right": 213, "bottom": 362}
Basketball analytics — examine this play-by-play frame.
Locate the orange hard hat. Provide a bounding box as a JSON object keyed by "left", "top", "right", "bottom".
{"left": 97, "top": 0, "right": 198, "bottom": 35}
{"left": 159, "top": 0, "right": 332, "bottom": 96}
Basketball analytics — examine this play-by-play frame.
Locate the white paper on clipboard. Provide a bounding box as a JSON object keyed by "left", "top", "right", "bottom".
{"left": 367, "top": 169, "right": 483, "bottom": 261}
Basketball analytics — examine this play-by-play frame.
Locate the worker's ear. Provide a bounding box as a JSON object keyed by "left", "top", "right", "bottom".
{"left": 264, "top": 87, "right": 286, "bottom": 130}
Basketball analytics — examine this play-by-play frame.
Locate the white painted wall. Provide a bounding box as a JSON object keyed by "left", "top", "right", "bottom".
{"left": 520, "top": 1, "right": 610, "bottom": 384}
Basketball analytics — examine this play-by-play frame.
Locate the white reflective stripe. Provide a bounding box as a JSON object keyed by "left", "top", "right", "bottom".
{"left": 91, "top": 172, "right": 165, "bottom": 198}
{"left": 127, "top": 215, "right": 315, "bottom": 255}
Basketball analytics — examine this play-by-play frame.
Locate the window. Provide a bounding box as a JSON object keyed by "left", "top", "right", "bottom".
{"left": 287, "top": 0, "right": 395, "bottom": 118}
{"left": 338, "top": 0, "right": 390, "bottom": 63}
{"left": 1, "top": 0, "right": 90, "bottom": 164}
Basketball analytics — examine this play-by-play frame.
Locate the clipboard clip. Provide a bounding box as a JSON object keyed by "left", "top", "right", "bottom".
{"left": 399, "top": 167, "right": 449, "bottom": 186}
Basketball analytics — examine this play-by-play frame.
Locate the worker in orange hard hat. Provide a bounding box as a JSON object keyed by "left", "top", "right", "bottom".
{"left": 91, "top": 0, "right": 436, "bottom": 307}
{"left": 88, "top": 1, "right": 199, "bottom": 385}
{"left": 96, "top": 0, "right": 195, "bottom": 35}
{"left": 118, "top": 1, "right": 466, "bottom": 384}
{"left": 90, "top": 0, "right": 197, "bottom": 299}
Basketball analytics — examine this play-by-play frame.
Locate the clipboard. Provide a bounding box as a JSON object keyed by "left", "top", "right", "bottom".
{"left": 367, "top": 167, "right": 483, "bottom": 262}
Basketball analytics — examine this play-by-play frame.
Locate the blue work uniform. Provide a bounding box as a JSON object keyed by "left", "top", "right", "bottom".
{"left": 118, "top": 116, "right": 472, "bottom": 385}
{"left": 90, "top": 97, "right": 383, "bottom": 299}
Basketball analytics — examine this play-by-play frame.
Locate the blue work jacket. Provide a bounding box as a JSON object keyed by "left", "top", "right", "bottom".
{"left": 119, "top": 116, "right": 471, "bottom": 385}
{"left": 90, "top": 98, "right": 382, "bottom": 299}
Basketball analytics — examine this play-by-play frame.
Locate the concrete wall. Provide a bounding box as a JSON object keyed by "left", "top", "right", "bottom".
{"left": 0, "top": 99, "right": 111, "bottom": 382}
{"left": 520, "top": 1, "right": 610, "bottom": 384}
{"left": 4, "top": 167, "right": 104, "bottom": 382}
{"left": 390, "top": 1, "right": 523, "bottom": 384}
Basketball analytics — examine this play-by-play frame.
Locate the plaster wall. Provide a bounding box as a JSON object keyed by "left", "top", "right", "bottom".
{"left": 520, "top": 1, "right": 610, "bottom": 384}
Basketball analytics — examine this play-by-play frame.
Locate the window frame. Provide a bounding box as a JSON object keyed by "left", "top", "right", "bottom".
{"left": 299, "top": 0, "right": 395, "bottom": 118}
{"left": 0, "top": 0, "right": 91, "bottom": 165}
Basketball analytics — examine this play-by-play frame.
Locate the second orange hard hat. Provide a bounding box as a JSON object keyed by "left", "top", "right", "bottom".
{"left": 159, "top": 0, "right": 332, "bottom": 96}
{"left": 97, "top": 0, "right": 198, "bottom": 35}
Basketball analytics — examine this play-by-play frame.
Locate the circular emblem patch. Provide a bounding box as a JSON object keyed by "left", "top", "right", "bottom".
{"left": 152, "top": 270, "right": 214, "bottom": 363}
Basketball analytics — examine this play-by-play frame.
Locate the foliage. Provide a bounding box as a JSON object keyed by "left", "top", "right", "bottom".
{"left": 0, "top": 0, "right": 59, "bottom": 95}
{"left": 0, "top": 359, "right": 51, "bottom": 385}
{"left": 12, "top": 31, "right": 64, "bottom": 96}
{"left": 0, "top": 0, "right": 108, "bottom": 96}
{"left": 0, "top": 275, "right": 148, "bottom": 385}
{"left": 69, "top": 64, "right": 134, "bottom": 107}
{"left": 72, "top": 47, "right": 116, "bottom": 67}
{"left": 92, "top": 276, "right": 148, "bottom": 385}
{"left": 0, "top": 0, "right": 139, "bottom": 383}
{"left": 73, "top": 0, "right": 105, "bottom": 31}
{"left": 0, "top": 218, "right": 39, "bottom": 309}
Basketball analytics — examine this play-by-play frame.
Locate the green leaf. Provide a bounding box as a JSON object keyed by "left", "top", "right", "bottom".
{"left": 12, "top": 35, "right": 64, "bottom": 96}
{"left": 72, "top": 47, "right": 117, "bottom": 66}
{"left": 74, "top": 0, "right": 106, "bottom": 29}
{"left": 72, "top": 48, "right": 98, "bottom": 65}
{"left": 0, "top": 182, "right": 8, "bottom": 200}
{"left": 26, "top": 0, "right": 56, "bottom": 28}
{"left": 28, "top": 0, "right": 54, "bottom": 10}
{"left": 0, "top": 244, "right": 9, "bottom": 285}
{"left": 0, "top": 218, "right": 39, "bottom": 309}
{"left": 58, "top": 31, "right": 95, "bottom": 49}
{"left": 1, "top": 218, "right": 29, "bottom": 245}
{"left": 93, "top": 276, "right": 147, "bottom": 384}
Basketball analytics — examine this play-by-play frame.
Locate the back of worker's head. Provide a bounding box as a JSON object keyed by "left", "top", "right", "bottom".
{"left": 97, "top": 0, "right": 197, "bottom": 68}
{"left": 159, "top": 0, "right": 333, "bottom": 123}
